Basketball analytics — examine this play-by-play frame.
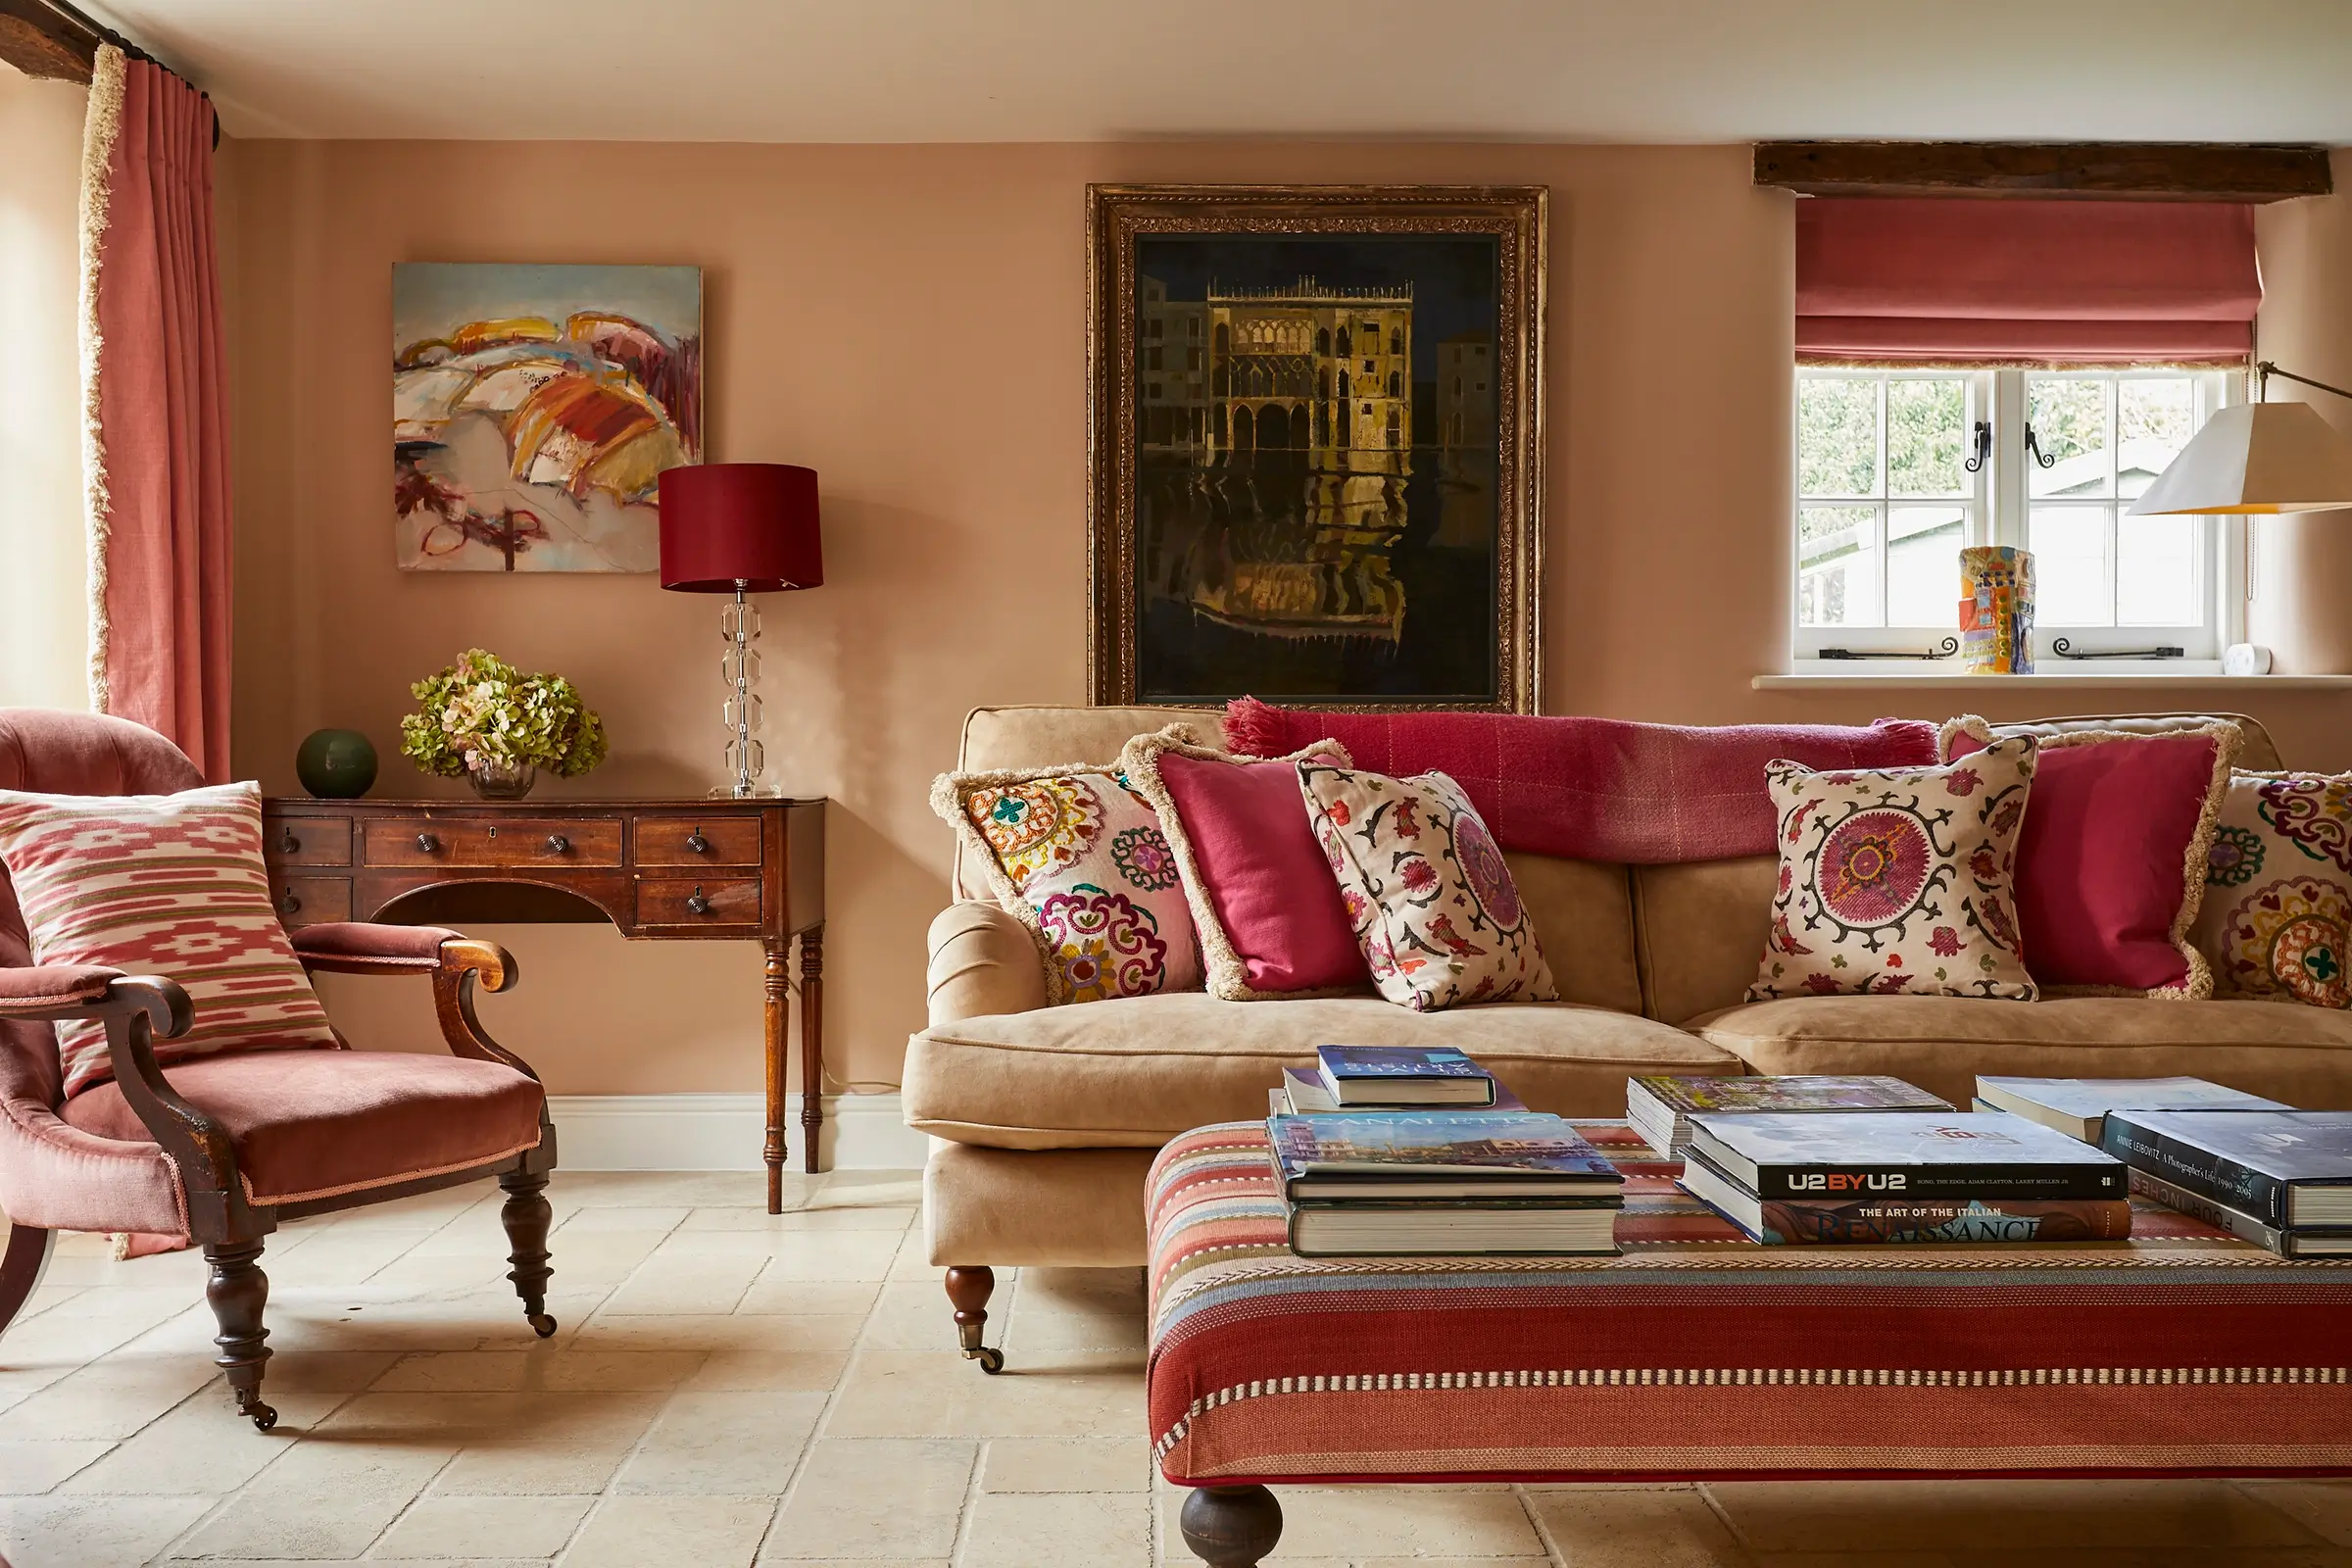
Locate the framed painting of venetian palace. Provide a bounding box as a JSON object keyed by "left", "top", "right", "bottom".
{"left": 1087, "top": 184, "right": 1546, "bottom": 711}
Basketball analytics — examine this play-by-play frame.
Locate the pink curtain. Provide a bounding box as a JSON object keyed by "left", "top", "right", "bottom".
{"left": 82, "top": 49, "right": 232, "bottom": 782}
{"left": 1795, "top": 198, "right": 2261, "bottom": 366}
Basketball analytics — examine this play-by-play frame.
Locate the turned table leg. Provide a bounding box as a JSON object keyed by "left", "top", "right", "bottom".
{"left": 1180, "top": 1485, "right": 1283, "bottom": 1566}
{"left": 800, "top": 923, "right": 825, "bottom": 1176}
{"left": 764, "top": 941, "right": 790, "bottom": 1213}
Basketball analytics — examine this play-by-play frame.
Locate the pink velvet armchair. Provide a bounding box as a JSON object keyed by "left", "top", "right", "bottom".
{"left": 0, "top": 709, "right": 558, "bottom": 1431}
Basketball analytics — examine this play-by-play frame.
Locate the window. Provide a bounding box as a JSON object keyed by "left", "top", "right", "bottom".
{"left": 1793, "top": 367, "right": 2236, "bottom": 662}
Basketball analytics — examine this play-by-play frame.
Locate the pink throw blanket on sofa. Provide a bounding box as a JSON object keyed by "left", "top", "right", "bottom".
{"left": 1224, "top": 697, "right": 1937, "bottom": 864}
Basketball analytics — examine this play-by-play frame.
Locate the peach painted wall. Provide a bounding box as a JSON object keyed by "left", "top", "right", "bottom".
{"left": 220, "top": 139, "right": 2352, "bottom": 1098}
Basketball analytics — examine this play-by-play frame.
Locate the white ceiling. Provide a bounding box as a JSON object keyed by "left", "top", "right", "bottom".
{"left": 76, "top": 0, "right": 2352, "bottom": 145}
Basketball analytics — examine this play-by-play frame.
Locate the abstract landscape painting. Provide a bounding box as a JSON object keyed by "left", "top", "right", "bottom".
{"left": 1088, "top": 186, "right": 1545, "bottom": 711}
{"left": 392, "top": 263, "right": 702, "bottom": 571}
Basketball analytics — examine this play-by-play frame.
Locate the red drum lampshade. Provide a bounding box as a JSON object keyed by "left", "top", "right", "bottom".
{"left": 657, "top": 464, "right": 823, "bottom": 593}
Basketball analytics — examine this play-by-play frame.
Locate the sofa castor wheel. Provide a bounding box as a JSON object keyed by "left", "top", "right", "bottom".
{"left": 528, "top": 1312, "right": 558, "bottom": 1339}
{"left": 250, "top": 1403, "right": 278, "bottom": 1433}
{"left": 973, "top": 1346, "right": 1004, "bottom": 1374}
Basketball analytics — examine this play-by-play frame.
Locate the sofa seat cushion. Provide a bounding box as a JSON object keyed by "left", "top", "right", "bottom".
{"left": 1693, "top": 996, "right": 2352, "bottom": 1113}
{"left": 903, "top": 991, "right": 1740, "bottom": 1150}
{"left": 61, "top": 1048, "right": 546, "bottom": 1206}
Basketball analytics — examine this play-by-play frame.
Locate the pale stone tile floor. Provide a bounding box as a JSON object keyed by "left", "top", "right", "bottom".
{"left": 3, "top": 1169, "right": 2351, "bottom": 1566}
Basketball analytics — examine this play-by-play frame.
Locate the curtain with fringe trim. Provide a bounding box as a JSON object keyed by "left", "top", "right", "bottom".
{"left": 77, "top": 44, "right": 232, "bottom": 782}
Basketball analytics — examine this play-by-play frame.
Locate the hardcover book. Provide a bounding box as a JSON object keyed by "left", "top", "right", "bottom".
{"left": 1627, "top": 1074, "right": 1947, "bottom": 1154}
{"left": 1267, "top": 1111, "right": 1621, "bottom": 1201}
{"left": 2126, "top": 1167, "right": 2352, "bottom": 1257}
{"left": 1281, "top": 1066, "right": 1525, "bottom": 1116}
{"left": 1976, "top": 1076, "right": 2287, "bottom": 1145}
{"left": 1680, "top": 1151, "right": 2131, "bottom": 1245}
{"left": 2102, "top": 1109, "right": 2352, "bottom": 1229}
{"left": 1285, "top": 1198, "right": 1620, "bottom": 1257}
{"left": 1686, "top": 1111, "right": 2127, "bottom": 1200}
{"left": 1315, "top": 1045, "right": 1497, "bottom": 1106}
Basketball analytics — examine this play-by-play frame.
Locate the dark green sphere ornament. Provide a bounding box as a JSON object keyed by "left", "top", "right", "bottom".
{"left": 296, "top": 728, "right": 378, "bottom": 799}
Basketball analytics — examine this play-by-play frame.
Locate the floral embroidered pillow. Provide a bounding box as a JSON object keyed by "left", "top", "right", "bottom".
{"left": 930, "top": 763, "right": 1201, "bottom": 1005}
{"left": 1297, "top": 762, "right": 1557, "bottom": 1012}
{"left": 2189, "top": 770, "right": 2352, "bottom": 1007}
{"left": 1748, "top": 737, "right": 2039, "bottom": 1002}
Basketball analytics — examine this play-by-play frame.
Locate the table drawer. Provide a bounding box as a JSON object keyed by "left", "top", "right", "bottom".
{"left": 266, "top": 816, "right": 352, "bottom": 867}
{"left": 632, "top": 815, "right": 763, "bottom": 868}
{"left": 364, "top": 818, "right": 624, "bottom": 869}
{"left": 635, "top": 877, "right": 762, "bottom": 930}
{"left": 270, "top": 876, "right": 351, "bottom": 929}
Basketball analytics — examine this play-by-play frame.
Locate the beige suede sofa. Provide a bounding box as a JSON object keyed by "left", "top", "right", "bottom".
{"left": 905, "top": 704, "right": 2352, "bottom": 1369}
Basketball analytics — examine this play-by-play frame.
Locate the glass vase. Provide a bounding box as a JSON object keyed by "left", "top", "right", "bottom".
{"left": 467, "top": 759, "right": 537, "bottom": 801}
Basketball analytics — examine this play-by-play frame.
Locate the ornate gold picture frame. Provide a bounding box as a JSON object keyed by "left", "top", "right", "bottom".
{"left": 1087, "top": 183, "right": 1545, "bottom": 712}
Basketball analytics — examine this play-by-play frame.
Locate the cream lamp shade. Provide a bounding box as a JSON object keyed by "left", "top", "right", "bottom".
{"left": 2129, "top": 400, "right": 2352, "bottom": 516}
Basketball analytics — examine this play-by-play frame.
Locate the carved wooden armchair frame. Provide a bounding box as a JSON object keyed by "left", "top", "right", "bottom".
{"left": 0, "top": 925, "right": 557, "bottom": 1431}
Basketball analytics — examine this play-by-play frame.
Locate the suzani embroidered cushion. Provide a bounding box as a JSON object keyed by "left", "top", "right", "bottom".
{"left": 2188, "top": 770, "right": 2352, "bottom": 1007}
{"left": 931, "top": 760, "right": 1202, "bottom": 1005}
{"left": 1297, "top": 763, "right": 1558, "bottom": 1011}
{"left": 0, "top": 781, "right": 340, "bottom": 1099}
{"left": 1942, "top": 716, "right": 2239, "bottom": 999}
{"left": 1747, "top": 737, "right": 2040, "bottom": 1002}
{"left": 1119, "top": 728, "right": 1370, "bottom": 1002}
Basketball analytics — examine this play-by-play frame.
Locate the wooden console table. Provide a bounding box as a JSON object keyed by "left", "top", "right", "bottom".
{"left": 261, "top": 795, "right": 826, "bottom": 1211}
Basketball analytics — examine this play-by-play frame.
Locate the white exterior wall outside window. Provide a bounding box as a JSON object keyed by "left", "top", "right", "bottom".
{"left": 1794, "top": 367, "right": 2240, "bottom": 666}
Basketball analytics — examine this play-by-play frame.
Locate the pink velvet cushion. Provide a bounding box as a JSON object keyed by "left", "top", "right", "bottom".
{"left": 1944, "top": 718, "right": 2236, "bottom": 997}
{"left": 61, "top": 1049, "right": 545, "bottom": 1205}
{"left": 1153, "top": 749, "right": 1370, "bottom": 997}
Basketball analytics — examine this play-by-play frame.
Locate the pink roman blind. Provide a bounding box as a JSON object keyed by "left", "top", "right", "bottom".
{"left": 1795, "top": 198, "right": 2261, "bottom": 366}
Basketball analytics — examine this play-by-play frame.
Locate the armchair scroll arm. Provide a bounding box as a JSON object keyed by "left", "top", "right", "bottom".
{"left": 289, "top": 924, "right": 533, "bottom": 1078}
{"left": 10, "top": 970, "right": 252, "bottom": 1238}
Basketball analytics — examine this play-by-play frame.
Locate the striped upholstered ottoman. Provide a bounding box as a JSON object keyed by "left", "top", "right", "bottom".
{"left": 1148, "top": 1120, "right": 2352, "bottom": 1568}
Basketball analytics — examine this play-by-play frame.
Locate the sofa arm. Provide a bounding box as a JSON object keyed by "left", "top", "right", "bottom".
{"left": 927, "top": 903, "right": 1050, "bottom": 1026}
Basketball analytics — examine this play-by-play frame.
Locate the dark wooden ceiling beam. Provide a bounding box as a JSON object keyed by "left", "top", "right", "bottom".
{"left": 1755, "top": 141, "right": 2333, "bottom": 203}
{"left": 0, "top": 0, "right": 101, "bottom": 82}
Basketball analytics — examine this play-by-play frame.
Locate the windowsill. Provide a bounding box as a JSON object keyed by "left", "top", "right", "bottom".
{"left": 1757, "top": 665, "right": 2352, "bottom": 691}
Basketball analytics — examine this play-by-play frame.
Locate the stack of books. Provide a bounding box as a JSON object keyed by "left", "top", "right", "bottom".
{"left": 1974, "top": 1075, "right": 2286, "bottom": 1144}
{"left": 2101, "top": 1109, "right": 2352, "bottom": 1257}
{"left": 1268, "top": 1110, "right": 1624, "bottom": 1256}
{"left": 1627, "top": 1074, "right": 1950, "bottom": 1156}
{"left": 1310, "top": 1045, "right": 1498, "bottom": 1106}
{"left": 1677, "top": 1111, "right": 2132, "bottom": 1245}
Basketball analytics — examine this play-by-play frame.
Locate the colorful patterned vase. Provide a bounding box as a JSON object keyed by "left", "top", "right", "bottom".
{"left": 1959, "top": 546, "right": 2035, "bottom": 674}
{"left": 295, "top": 728, "right": 378, "bottom": 799}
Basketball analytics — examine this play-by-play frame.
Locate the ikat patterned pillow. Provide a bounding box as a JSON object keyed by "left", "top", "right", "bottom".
{"left": 1747, "top": 737, "right": 2040, "bottom": 1003}
{"left": 0, "top": 781, "right": 340, "bottom": 1099}
{"left": 931, "top": 761, "right": 1202, "bottom": 1005}
{"left": 1298, "top": 762, "right": 1558, "bottom": 1012}
{"left": 2189, "top": 770, "right": 2352, "bottom": 1007}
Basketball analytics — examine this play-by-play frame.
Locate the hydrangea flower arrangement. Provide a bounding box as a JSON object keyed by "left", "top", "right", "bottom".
{"left": 399, "top": 649, "right": 609, "bottom": 781}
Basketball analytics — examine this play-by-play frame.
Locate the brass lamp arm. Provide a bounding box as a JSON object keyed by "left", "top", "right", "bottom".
{"left": 2257, "top": 361, "right": 2352, "bottom": 405}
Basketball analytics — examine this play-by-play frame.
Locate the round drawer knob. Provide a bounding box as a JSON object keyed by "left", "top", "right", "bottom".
{"left": 685, "top": 886, "right": 712, "bottom": 915}
{"left": 686, "top": 829, "right": 710, "bottom": 855}
{"left": 276, "top": 830, "right": 301, "bottom": 855}
{"left": 416, "top": 832, "right": 439, "bottom": 854}
{"left": 276, "top": 890, "right": 301, "bottom": 915}
{"left": 547, "top": 834, "right": 571, "bottom": 855}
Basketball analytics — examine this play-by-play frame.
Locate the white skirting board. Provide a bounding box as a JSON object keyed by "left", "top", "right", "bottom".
{"left": 546, "top": 1093, "right": 929, "bottom": 1172}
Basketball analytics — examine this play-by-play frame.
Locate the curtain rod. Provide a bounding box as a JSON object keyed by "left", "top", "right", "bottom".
{"left": 33, "top": 0, "right": 219, "bottom": 147}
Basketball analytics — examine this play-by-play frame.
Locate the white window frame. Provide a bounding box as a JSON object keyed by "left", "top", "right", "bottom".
{"left": 1792, "top": 367, "right": 2244, "bottom": 669}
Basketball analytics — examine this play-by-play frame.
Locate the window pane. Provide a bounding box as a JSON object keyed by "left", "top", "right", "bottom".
{"left": 2118, "top": 378, "right": 2195, "bottom": 500}
{"left": 2119, "top": 512, "right": 2198, "bottom": 625}
{"left": 1798, "top": 378, "right": 1879, "bottom": 497}
{"left": 1886, "top": 507, "right": 1963, "bottom": 626}
{"left": 2028, "top": 377, "right": 2113, "bottom": 499}
{"left": 1799, "top": 505, "right": 1879, "bottom": 627}
{"left": 2031, "top": 505, "right": 2112, "bottom": 626}
{"left": 1886, "top": 379, "right": 1969, "bottom": 498}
